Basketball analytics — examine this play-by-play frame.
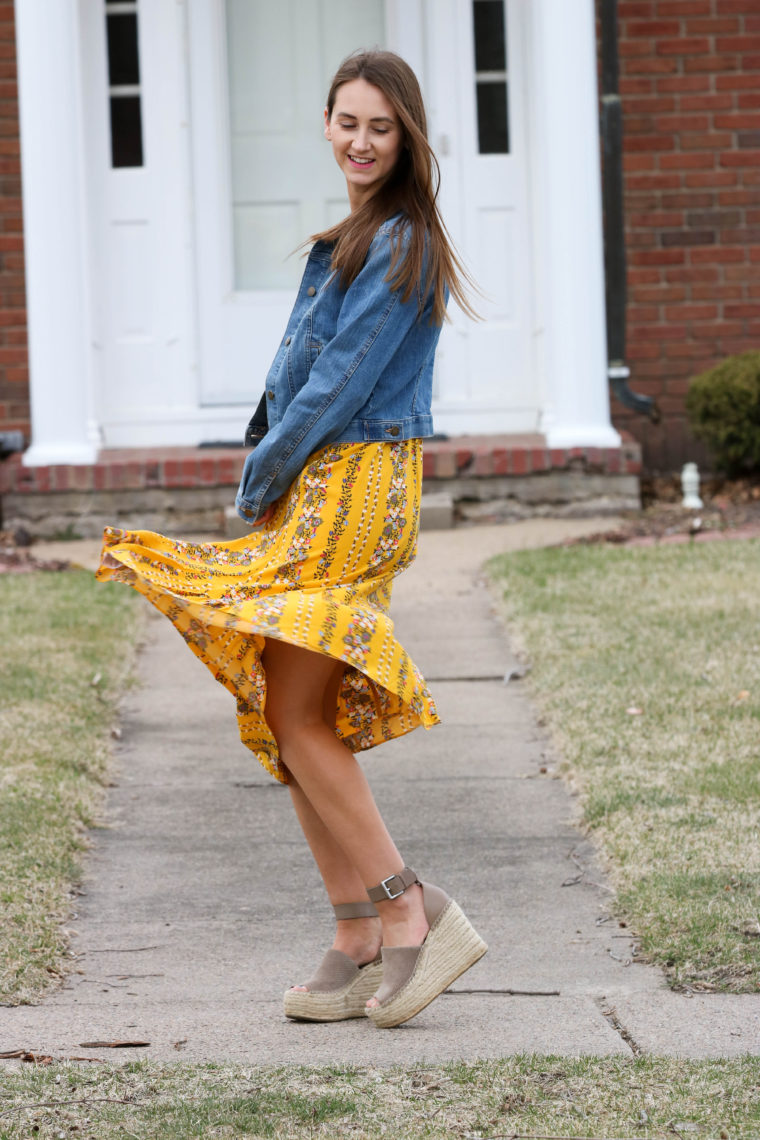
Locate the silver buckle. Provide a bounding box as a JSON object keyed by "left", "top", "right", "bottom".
{"left": 379, "top": 874, "right": 405, "bottom": 900}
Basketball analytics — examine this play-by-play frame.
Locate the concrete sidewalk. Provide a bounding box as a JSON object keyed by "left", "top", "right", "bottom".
{"left": 2, "top": 519, "right": 757, "bottom": 1063}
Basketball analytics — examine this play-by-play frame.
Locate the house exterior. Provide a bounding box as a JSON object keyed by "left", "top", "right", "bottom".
{"left": 0, "top": 0, "right": 758, "bottom": 502}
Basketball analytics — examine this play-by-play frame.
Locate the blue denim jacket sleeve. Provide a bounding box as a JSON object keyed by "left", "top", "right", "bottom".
{"left": 235, "top": 228, "right": 425, "bottom": 521}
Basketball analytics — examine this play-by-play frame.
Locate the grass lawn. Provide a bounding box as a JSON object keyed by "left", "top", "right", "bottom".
{"left": 0, "top": 1056, "right": 758, "bottom": 1139}
{"left": 487, "top": 538, "right": 760, "bottom": 993}
{"left": 1, "top": 544, "right": 758, "bottom": 1140}
{"left": 0, "top": 570, "right": 142, "bottom": 1004}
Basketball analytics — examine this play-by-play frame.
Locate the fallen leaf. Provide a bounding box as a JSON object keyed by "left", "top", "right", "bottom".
{"left": 732, "top": 690, "right": 750, "bottom": 705}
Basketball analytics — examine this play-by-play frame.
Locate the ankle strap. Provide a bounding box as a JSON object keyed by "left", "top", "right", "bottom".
{"left": 333, "top": 901, "right": 378, "bottom": 920}
{"left": 367, "top": 866, "right": 419, "bottom": 903}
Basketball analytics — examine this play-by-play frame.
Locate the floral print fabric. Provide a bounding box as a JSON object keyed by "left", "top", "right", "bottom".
{"left": 96, "top": 441, "right": 439, "bottom": 783}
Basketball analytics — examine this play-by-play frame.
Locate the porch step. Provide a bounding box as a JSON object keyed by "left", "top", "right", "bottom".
{"left": 0, "top": 435, "right": 641, "bottom": 539}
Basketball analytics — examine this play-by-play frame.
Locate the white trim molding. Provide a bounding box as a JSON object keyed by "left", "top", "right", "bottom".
{"left": 16, "top": 0, "right": 98, "bottom": 466}
{"left": 526, "top": 0, "right": 620, "bottom": 450}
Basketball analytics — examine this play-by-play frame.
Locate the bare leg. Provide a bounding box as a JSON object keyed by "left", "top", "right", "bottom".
{"left": 262, "top": 638, "right": 429, "bottom": 996}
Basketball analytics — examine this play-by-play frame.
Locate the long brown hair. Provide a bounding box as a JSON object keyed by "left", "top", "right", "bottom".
{"left": 312, "top": 50, "right": 477, "bottom": 325}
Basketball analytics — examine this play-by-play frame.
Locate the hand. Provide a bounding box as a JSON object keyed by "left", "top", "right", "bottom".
{"left": 252, "top": 504, "right": 276, "bottom": 528}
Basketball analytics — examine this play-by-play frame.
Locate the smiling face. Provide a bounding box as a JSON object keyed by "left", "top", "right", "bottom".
{"left": 325, "top": 78, "right": 404, "bottom": 211}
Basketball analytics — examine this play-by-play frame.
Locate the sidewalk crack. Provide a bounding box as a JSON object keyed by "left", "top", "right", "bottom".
{"left": 595, "top": 996, "right": 643, "bottom": 1056}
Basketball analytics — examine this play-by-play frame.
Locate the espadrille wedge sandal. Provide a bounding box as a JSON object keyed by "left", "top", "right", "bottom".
{"left": 364, "top": 868, "right": 487, "bottom": 1029}
{"left": 283, "top": 900, "right": 383, "bottom": 1022}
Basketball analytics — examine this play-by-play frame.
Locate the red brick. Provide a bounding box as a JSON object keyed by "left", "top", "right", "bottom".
{"left": 684, "top": 17, "right": 741, "bottom": 35}
{"left": 531, "top": 448, "right": 551, "bottom": 473}
{"left": 661, "top": 192, "right": 714, "bottom": 209}
{"left": 680, "top": 131, "right": 733, "bottom": 150}
{"left": 738, "top": 131, "right": 760, "bottom": 149}
{"left": 628, "top": 304, "right": 661, "bottom": 322}
{"left": 624, "top": 57, "right": 679, "bottom": 75}
{"left": 627, "top": 268, "right": 662, "bottom": 285}
{"left": 692, "top": 284, "right": 743, "bottom": 301}
{"left": 619, "top": 1, "right": 655, "bottom": 16}
{"left": 690, "top": 247, "right": 746, "bottom": 264}
{"left": 509, "top": 449, "right": 529, "bottom": 476}
{"left": 627, "top": 20, "right": 680, "bottom": 37}
{"left": 717, "top": 36, "right": 760, "bottom": 54}
{"left": 625, "top": 173, "right": 681, "bottom": 191}
{"left": 684, "top": 55, "right": 739, "bottom": 74}
{"left": 664, "top": 303, "right": 719, "bottom": 321}
{"left": 657, "top": 37, "right": 710, "bottom": 56}
{"left": 684, "top": 171, "right": 737, "bottom": 188}
{"left": 620, "top": 78, "right": 656, "bottom": 95}
{"left": 656, "top": 114, "right": 710, "bottom": 132}
{"left": 628, "top": 341, "right": 665, "bottom": 361}
{"left": 692, "top": 321, "right": 745, "bottom": 339}
{"left": 625, "top": 95, "right": 677, "bottom": 113}
{"left": 724, "top": 303, "right": 760, "bottom": 319}
{"left": 663, "top": 342, "right": 710, "bottom": 359}
{"left": 657, "top": 75, "right": 710, "bottom": 94}
{"left": 686, "top": 209, "right": 741, "bottom": 227}
{"left": 624, "top": 133, "right": 676, "bottom": 152}
{"left": 629, "top": 323, "right": 688, "bottom": 341}
{"left": 721, "top": 150, "right": 760, "bottom": 168}
{"left": 737, "top": 93, "right": 760, "bottom": 111}
{"left": 623, "top": 153, "right": 658, "bottom": 172}
{"left": 715, "top": 112, "right": 760, "bottom": 131}
{"left": 491, "top": 448, "right": 509, "bottom": 476}
{"left": 632, "top": 285, "right": 687, "bottom": 303}
{"left": 631, "top": 249, "right": 686, "bottom": 266}
{"left": 660, "top": 153, "right": 716, "bottom": 170}
{"left": 658, "top": 0, "right": 709, "bottom": 14}
{"left": 630, "top": 211, "right": 684, "bottom": 228}
{"left": 716, "top": 74, "right": 760, "bottom": 92}
{"left": 680, "top": 94, "right": 734, "bottom": 112}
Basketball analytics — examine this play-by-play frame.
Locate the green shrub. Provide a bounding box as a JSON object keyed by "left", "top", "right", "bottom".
{"left": 685, "top": 350, "right": 760, "bottom": 475}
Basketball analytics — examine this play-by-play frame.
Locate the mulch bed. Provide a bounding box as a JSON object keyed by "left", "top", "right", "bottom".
{"left": 0, "top": 531, "right": 70, "bottom": 575}
{"left": 565, "top": 474, "right": 760, "bottom": 548}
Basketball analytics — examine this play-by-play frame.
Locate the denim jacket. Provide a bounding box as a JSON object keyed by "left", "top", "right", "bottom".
{"left": 235, "top": 215, "right": 442, "bottom": 521}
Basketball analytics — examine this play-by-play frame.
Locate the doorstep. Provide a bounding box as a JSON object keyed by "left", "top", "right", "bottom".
{"left": 0, "top": 434, "right": 641, "bottom": 539}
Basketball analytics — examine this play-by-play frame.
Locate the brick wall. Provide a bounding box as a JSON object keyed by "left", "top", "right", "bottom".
{"left": 612, "top": 0, "right": 760, "bottom": 472}
{"left": 0, "top": 2, "right": 27, "bottom": 445}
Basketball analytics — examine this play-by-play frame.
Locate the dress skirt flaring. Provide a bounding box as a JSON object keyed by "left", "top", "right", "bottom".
{"left": 95, "top": 439, "right": 439, "bottom": 783}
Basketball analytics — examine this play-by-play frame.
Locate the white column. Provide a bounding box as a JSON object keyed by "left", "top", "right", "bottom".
{"left": 526, "top": 0, "right": 620, "bottom": 448}
{"left": 16, "top": 0, "right": 98, "bottom": 466}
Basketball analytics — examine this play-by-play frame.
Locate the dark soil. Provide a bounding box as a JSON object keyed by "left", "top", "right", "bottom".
{"left": 570, "top": 474, "right": 760, "bottom": 546}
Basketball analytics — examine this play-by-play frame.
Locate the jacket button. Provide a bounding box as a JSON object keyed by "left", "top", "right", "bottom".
{"left": 307, "top": 286, "right": 316, "bottom": 296}
{"left": 387, "top": 425, "right": 400, "bottom": 437}
{"left": 284, "top": 336, "right": 291, "bottom": 345}
{"left": 267, "top": 390, "right": 275, "bottom": 399}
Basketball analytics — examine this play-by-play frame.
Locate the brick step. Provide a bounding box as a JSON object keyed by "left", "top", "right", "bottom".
{"left": 0, "top": 435, "right": 641, "bottom": 538}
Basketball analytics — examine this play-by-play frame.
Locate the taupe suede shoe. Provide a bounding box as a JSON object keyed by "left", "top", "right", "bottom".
{"left": 283, "top": 901, "right": 382, "bottom": 1022}
{"left": 364, "top": 867, "right": 488, "bottom": 1029}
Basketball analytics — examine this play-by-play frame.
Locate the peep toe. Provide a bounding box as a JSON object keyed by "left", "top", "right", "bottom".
{"left": 283, "top": 901, "right": 383, "bottom": 1022}
{"left": 364, "top": 867, "right": 487, "bottom": 1029}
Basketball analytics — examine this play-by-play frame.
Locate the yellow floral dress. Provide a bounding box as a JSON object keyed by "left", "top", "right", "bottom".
{"left": 96, "top": 439, "right": 439, "bottom": 783}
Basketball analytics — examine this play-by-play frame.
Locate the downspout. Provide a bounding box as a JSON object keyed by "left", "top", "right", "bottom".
{"left": 600, "top": 0, "right": 660, "bottom": 422}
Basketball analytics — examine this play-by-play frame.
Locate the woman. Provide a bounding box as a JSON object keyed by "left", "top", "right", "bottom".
{"left": 97, "top": 50, "right": 486, "bottom": 1028}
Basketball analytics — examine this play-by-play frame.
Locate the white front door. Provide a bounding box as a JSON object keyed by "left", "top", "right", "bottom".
{"left": 188, "top": 0, "right": 535, "bottom": 436}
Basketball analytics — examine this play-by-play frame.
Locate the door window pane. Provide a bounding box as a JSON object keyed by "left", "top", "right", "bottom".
{"left": 105, "top": 1, "right": 144, "bottom": 168}
{"left": 472, "top": 0, "right": 509, "bottom": 153}
{"left": 225, "top": 0, "right": 386, "bottom": 290}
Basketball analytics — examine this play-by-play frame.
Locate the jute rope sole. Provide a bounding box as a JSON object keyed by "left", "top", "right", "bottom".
{"left": 283, "top": 959, "right": 383, "bottom": 1022}
{"left": 367, "top": 900, "right": 487, "bottom": 1028}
